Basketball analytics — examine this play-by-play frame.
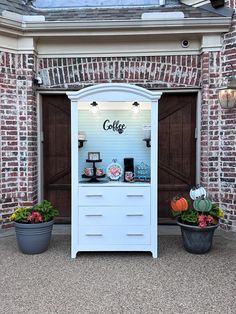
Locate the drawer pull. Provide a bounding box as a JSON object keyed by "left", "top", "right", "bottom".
{"left": 86, "top": 233, "right": 103, "bottom": 236}
{"left": 126, "top": 233, "right": 144, "bottom": 236}
{"left": 126, "top": 195, "right": 144, "bottom": 197}
{"left": 85, "top": 214, "right": 103, "bottom": 217}
{"left": 85, "top": 195, "right": 103, "bottom": 197}
{"left": 126, "top": 214, "right": 143, "bottom": 217}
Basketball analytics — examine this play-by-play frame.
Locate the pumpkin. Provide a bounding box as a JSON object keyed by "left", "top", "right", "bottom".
{"left": 193, "top": 197, "right": 212, "bottom": 212}
{"left": 171, "top": 197, "right": 188, "bottom": 212}
{"left": 190, "top": 186, "right": 207, "bottom": 200}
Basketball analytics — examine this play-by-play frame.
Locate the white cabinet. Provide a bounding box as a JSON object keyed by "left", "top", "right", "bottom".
{"left": 67, "top": 83, "right": 161, "bottom": 258}
{"left": 75, "top": 183, "right": 156, "bottom": 256}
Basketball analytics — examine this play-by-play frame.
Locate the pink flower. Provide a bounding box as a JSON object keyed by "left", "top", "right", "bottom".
{"left": 27, "top": 211, "right": 43, "bottom": 223}
{"left": 198, "top": 214, "right": 207, "bottom": 228}
{"left": 199, "top": 220, "right": 207, "bottom": 228}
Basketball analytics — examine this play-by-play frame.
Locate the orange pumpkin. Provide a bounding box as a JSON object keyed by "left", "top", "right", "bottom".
{"left": 171, "top": 197, "right": 188, "bottom": 212}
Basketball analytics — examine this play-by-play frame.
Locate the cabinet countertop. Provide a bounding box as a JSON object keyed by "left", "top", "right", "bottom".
{"left": 78, "top": 181, "right": 151, "bottom": 187}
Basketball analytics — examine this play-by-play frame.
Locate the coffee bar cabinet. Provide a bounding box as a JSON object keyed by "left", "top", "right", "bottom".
{"left": 67, "top": 84, "right": 162, "bottom": 258}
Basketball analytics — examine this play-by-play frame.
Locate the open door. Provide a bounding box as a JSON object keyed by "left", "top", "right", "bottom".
{"left": 42, "top": 95, "right": 71, "bottom": 223}
{"left": 158, "top": 93, "right": 197, "bottom": 223}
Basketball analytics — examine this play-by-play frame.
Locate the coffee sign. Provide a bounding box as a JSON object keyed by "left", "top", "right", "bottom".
{"left": 103, "top": 119, "right": 126, "bottom": 134}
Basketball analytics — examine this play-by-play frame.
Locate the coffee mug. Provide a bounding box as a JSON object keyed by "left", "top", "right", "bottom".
{"left": 125, "top": 171, "right": 134, "bottom": 182}
{"left": 84, "top": 168, "right": 93, "bottom": 176}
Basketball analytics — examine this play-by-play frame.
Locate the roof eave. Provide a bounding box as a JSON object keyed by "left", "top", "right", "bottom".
{"left": 0, "top": 16, "right": 232, "bottom": 37}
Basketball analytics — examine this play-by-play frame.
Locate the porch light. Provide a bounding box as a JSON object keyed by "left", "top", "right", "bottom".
{"left": 90, "top": 101, "right": 99, "bottom": 114}
{"left": 132, "top": 101, "right": 141, "bottom": 114}
{"left": 210, "top": 0, "right": 225, "bottom": 9}
{"left": 33, "top": 73, "right": 43, "bottom": 86}
{"left": 218, "top": 77, "right": 236, "bottom": 109}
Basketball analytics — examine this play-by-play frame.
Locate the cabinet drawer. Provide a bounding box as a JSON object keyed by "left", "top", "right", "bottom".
{"left": 79, "top": 207, "right": 150, "bottom": 225}
{"left": 79, "top": 226, "right": 150, "bottom": 245}
{"left": 78, "top": 187, "right": 150, "bottom": 207}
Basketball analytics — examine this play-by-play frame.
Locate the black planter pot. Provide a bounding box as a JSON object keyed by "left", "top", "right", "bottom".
{"left": 177, "top": 221, "right": 219, "bottom": 254}
{"left": 15, "top": 220, "right": 54, "bottom": 254}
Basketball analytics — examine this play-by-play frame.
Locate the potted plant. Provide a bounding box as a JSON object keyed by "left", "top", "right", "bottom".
{"left": 171, "top": 186, "right": 224, "bottom": 254}
{"left": 9, "top": 200, "right": 59, "bottom": 254}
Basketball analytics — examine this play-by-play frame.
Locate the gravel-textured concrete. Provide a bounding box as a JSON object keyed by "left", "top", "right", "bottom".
{"left": 0, "top": 234, "right": 235, "bottom": 314}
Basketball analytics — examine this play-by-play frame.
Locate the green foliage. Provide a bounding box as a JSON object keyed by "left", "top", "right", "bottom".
{"left": 10, "top": 200, "right": 59, "bottom": 223}
{"left": 33, "top": 200, "right": 59, "bottom": 222}
{"left": 10, "top": 207, "right": 31, "bottom": 223}
{"left": 209, "top": 203, "right": 224, "bottom": 219}
{"left": 180, "top": 210, "right": 198, "bottom": 225}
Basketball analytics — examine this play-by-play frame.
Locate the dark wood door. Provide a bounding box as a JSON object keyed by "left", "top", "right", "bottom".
{"left": 158, "top": 93, "right": 197, "bottom": 223}
{"left": 42, "top": 95, "right": 71, "bottom": 223}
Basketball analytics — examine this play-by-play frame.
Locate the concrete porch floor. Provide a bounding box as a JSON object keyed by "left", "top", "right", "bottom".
{"left": 0, "top": 225, "right": 236, "bottom": 313}
{"left": 0, "top": 224, "right": 183, "bottom": 237}
{"left": 1, "top": 223, "right": 236, "bottom": 238}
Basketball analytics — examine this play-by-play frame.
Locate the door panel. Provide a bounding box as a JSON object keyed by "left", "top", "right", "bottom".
{"left": 42, "top": 95, "right": 71, "bottom": 223}
{"left": 158, "top": 93, "right": 197, "bottom": 222}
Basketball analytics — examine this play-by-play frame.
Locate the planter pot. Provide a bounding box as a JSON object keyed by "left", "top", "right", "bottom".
{"left": 177, "top": 221, "right": 219, "bottom": 254}
{"left": 14, "top": 220, "right": 54, "bottom": 254}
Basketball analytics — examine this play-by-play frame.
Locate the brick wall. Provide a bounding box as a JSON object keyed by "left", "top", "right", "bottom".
{"left": 1, "top": 5, "right": 236, "bottom": 231}
{"left": 200, "top": 51, "right": 221, "bottom": 198}
{"left": 0, "top": 51, "right": 38, "bottom": 228}
{"left": 38, "top": 56, "right": 202, "bottom": 89}
{"left": 219, "top": 0, "right": 236, "bottom": 230}
{"left": 38, "top": 52, "right": 236, "bottom": 231}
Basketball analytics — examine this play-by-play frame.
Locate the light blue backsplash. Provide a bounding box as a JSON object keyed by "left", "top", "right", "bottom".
{"left": 78, "top": 110, "right": 151, "bottom": 179}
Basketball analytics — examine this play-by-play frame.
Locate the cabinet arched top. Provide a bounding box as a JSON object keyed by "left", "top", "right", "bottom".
{"left": 67, "top": 83, "right": 162, "bottom": 103}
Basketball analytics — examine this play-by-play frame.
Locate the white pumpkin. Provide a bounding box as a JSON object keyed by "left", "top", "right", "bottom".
{"left": 190, "top": 186, "right": 207, "bottom": 200}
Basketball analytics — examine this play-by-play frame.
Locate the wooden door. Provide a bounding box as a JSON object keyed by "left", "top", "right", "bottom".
{"left": 42, "top": 95, "right": 71, "bottom": 223}
{"left": 158, "top": 93, "right": 197, "bottom": 223}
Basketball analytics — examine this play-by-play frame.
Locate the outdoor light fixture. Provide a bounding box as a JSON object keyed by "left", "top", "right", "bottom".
{"left": 132, "top": 101, "right": 141, "bottom": 114}
{"left": 33, "top": 74, "right": 43, "bottom": 86}
{"left": 210, "top": 0, "right": 225, "bottom": 9}
{"left": 90, "top": 101, "right": 99, "bottom": 114}
{"left": 218, "top": 64, "right": 236, "bottom": 109}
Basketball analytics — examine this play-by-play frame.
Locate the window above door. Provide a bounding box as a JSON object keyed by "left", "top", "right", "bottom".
{"left": 34, "top": 0, "right": 165, "bottom": 8}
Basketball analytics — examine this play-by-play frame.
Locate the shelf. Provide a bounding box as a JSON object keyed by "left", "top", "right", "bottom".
{"left": 78, "top": 139, "right": 87, "bottom": 148}
{"left": 143, "top": 139, "right": 151, "bottom": 148}
{"left": 79, "top": 181, "right": 151, "bottom": 187}
{"left": 86, "top": 159, "right": 102, "bottom": 163}
{"left": 82, "top": 174, "right": 106, "bottom": 179}
{"left": 82, "top": 174, "right": 106, "bottom": 183}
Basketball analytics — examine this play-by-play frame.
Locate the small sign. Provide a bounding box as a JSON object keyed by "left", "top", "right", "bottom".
{"left": 103, "top": 119, "right": 126, "bottom": 134}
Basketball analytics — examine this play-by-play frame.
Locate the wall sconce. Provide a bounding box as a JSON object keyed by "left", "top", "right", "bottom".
{"left": 132, "top": 101, "right": 141, "bottom": 114}
{"left": 90, "top": 101, "right": 99, "bottom": 114}
{"left": 210, "top": 0, "right": 225, "bottom": 9}
{"left": 33, "top": 74, "right": 43, "bottom": 86}
{"left": 78, "top": 131, "right": 87, "bottom": 148}
{"left": 218, "top": 66, "right": 236, "bottom": 109}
